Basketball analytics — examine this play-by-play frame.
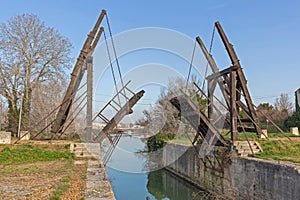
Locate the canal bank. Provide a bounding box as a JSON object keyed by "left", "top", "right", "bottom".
{"left": 163, "top": 143, "right": 300, "bottom": 200}
{"left": 71, "top": 143, "right": 116, "bottom": 199}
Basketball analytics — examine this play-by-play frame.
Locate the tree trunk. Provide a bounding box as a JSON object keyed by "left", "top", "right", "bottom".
{"left": 7, "top": 99, "right": 18, "bottom": 133}
{"left": 22, "top": 87, "right": 32, "bottom": 130}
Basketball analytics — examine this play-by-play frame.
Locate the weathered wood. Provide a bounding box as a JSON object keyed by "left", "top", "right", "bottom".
{"left": 52, "top": 10, "right": 106, "bottom": 134}
{"left": 206, "top": 65, "right": 239, "bottom": 80}
{"left": 207, "top": 79, "right": 216, "bottom": 121}
{"left": 237, "top": 127, "right": 257, "bottom": 133}
{"left": 170, "top": 94, "right": 228, "bottom": 146}
{"left": 196, "top": 36, "right": 230, "bottom": 108}
{"left": 94, "top": 90, "right": 145, "bottom": 142}
{"left": 215, "top": 21, "right": 262, "bottom": 137}
{"left": 230, "top": 70, "right": 238, "bottom": 141}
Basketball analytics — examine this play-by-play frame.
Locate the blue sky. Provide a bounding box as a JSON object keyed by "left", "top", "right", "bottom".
{"left": 1, "top": 0, "right": 300, "bottom": 115}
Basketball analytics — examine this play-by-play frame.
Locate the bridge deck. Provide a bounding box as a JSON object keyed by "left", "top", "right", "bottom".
{"left": 170, "top": 94, "right": 228, "bottom": 146}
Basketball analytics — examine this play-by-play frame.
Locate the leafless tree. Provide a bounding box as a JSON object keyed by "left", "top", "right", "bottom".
{"left": 30, "top": 80, "right": 67, "bottom": 135}
{"left": 139, "top": 77, "right": 203, "bottom": 134}
{"left": 256, "top": 99, "right": 291, "bottom": 127}
{"left": 0, "top": 98, "right": 8, "bottom": 130}
{"left": 0, "top": 14, "right": 72, "bottom": 132}
{"left": 274, "top": 93, "right": 293, "bottom": 114}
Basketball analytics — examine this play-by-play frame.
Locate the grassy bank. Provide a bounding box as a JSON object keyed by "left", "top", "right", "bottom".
{"left": 222, "top": 131, "right": 297, "bottom": 141}
{"left": 0, "top": 143, "right": 86, "bottom": 200}
{"left": 253, "top": 140, "right": 300, "bottom": 163}
{"left": 168, "top": 131, "right": 298, "bottom": 145}
{"left": 0, "top": 144, "right": 73, "bottom": 165}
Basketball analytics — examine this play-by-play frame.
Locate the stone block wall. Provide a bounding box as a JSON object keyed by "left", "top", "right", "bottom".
{"left": 0, "top": 131, "right": 11, "bottom": 144}
{"left": 20, "top": 131, "right": 30, "bottom": 140}
{"left": 164, "top": 144, "right": 300, "bottom": 200}
{"left": 290, "top": 127, "right": 299, "bottom": 136}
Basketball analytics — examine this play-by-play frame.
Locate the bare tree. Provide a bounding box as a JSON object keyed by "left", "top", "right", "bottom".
{"left": 30, "top": 80, "right": 66, "bottom": 135}
{"left": 0, "top": 97, "right": 8, "bottom": 130}
{"left": 274, "top": 93, "right": 293, "bottom": 114}
{"left": 0, "top": 14, "right": 72, "bottom": 132}
{"left": 139, "top": 77, "right": 204, "bottom": 134}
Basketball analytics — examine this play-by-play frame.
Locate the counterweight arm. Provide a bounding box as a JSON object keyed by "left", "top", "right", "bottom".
{"left": 51, "top": 10, "right": 106, "bottom": 134}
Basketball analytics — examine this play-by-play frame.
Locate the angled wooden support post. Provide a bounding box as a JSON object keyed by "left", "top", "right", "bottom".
{"left": 215, "top": 21, "right": 262, "bottom": 137}
{"left": 207, "top": 79, "right": 217, "bottom": 121}
{"left": 230, "top": 70, "right": 238, "bottom": 141}
{"left": 51, "top": 10, "right": 106, "bottom": 134}
{"left": 196, "top": 36, "right": 230, "bottom": 109}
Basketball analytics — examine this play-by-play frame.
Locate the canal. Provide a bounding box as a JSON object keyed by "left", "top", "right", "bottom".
{"left": 105, "top": 135, "right": 209, "bottom": 200}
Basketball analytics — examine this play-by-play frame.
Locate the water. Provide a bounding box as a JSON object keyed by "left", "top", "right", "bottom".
{"left": 105, "top": 135, "right": 207, "bottom": 200}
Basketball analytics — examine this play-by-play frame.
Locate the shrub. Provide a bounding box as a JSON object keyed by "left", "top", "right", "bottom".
{"left": 284, "top": 111, "right": 300, "bottom": 130}
{"left": 147, "top": 132, "right": 175, "bottom": 152}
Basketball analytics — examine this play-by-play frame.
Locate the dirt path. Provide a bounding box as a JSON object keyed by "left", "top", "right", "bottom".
{"left": 267, "top": 137, "right": 300, "bottom": 141}
{"left": 61, "top": 160, "right": 87, "bottom": 200}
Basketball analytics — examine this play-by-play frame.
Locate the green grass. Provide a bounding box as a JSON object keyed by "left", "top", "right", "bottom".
{"left": 0, "top": 144, "right": 73, "bottom": 165}
{"left": 170, "top": 134, "right": 194, "bottom": 145}
{"left": 254, "top": 140, "right": 300, "bottom": 163}
{"left": 266, "top": 132, "right": 297, "bottom": 138}
{"left": 222, "top": 131, "right": 297, "bottom": 141}
{"left": 169, "top": 131, "right": 298, "bottom": 145}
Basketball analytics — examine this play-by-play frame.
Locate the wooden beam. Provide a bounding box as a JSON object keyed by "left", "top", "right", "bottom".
{"left": 52, "top": 10, "right": 106, "bottom": 134}
{"left": 196, "top": 36, "right": 231, "bottom": 109}
{"left": 170, "top": 95, "right": 228, "bottom": 146}
{"left": 207, "top": 79, "right": 217, "bottom": 120}
{"left": 94, "top": 90, "right": 145, "bottom": 141}
{"left": 230, "top": 71, "right": 238, "bottom": 141}
{"left": 215, "top": 21, "right": 262, "bottom": 136}
{"left": 206, "top": 65, "right": 239, "bottom": 80}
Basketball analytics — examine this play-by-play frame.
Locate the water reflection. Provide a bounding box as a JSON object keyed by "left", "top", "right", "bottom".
{"left": 147, "top": 169, "right": 209, "bottom": 200}
{"left": 105, "top": 135, "right": 209, "bottom": 200}
{"left": 106, "top": 167, "right": 155, "bottom": 199}
{"left": 107, "top": 167, "right": 209, "bottom": 200}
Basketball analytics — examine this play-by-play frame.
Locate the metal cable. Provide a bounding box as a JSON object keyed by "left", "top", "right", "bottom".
{"left": 186, "top": 41, "right": 197, "bottom": 92}
{"left": 201, "top": 25, "right": 216, "bottom": 97}
{"left": 105, "top": 13, "right": 126, "bottom": 98}
{"left": 103, "top": 30, "right": 121, "bottom": 105}
{"left": 15, "top": 82, "right": 88, "bottom": 143}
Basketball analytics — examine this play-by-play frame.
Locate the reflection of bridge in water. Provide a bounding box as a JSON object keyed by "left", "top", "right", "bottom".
{"left": 108, "top": 128, "right": 153, "bottom": 138}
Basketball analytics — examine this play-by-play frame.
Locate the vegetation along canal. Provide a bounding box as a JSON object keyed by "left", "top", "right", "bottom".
{"left": 105, "top": 135, "right": 208, "bottom": 200}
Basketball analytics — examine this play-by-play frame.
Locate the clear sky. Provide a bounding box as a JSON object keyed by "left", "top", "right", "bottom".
{"left": 1, "top": 0, "right": 300, "bottom": 115}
